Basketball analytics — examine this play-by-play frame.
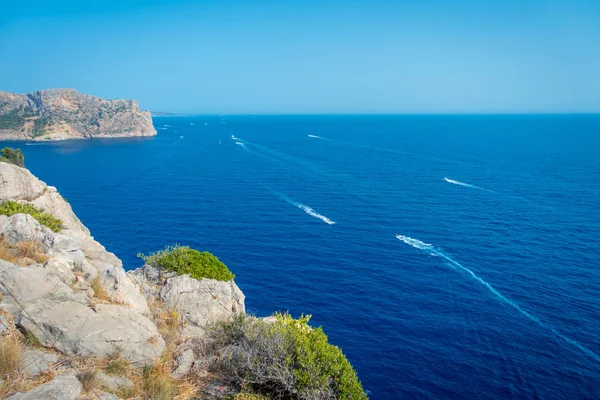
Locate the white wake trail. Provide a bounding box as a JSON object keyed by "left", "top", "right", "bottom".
{"left": 308, "top": 134, "right": 323, "bottom": 139}
{"left": 444, "top": 177, "right": 493, "bottom": 192}
{"left": 277, "top": 193, "right": 335, "bottom": 225}
{"left": 396, "top": 234, "right": 600, "bottom": 363}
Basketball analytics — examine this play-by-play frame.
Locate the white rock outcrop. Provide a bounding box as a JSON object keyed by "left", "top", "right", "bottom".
{"left": 0, "top": 162, "right": 250, "bottom": 398}
{"left": 6, "top": 373, "right": 82, "bottom": 400}
{"left": 129, "top": 264, "right": 245, "bottom": 337}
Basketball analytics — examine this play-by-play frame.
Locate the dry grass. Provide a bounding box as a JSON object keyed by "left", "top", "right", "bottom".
{"left": 148, "top": 299, "right": 182, "bottom": 348}
{"left": 105, "top": 352, "right": 130, "bottom": 375}
{"left": 141, "top": 362, "right": 174, "bottom": 400}
{"left": 0, "top": 239, "right": 48, "bottom": 265}
{"left": 0, "top": 240, "right": 17, "bottom": 264}
{"left": 0, "top": 333, "right": 22, "bottom": 377}
{"left": 0, "top": 325, "right": 58, "bottom": 399}
{"left": 90, "top": 276, "right": 110, "bottom": 301}
{"left": 15, "top": 241, "right": 49, "bottom": 264}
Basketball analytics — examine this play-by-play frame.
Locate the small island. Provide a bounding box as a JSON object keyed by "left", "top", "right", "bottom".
{"left": 0, "top": 89, "right": 156, "bottom": 141}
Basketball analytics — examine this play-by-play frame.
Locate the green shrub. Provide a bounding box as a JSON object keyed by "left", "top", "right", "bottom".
{"left": 0, "top": 147, "right": 24, "bottom": 167}
{"left": 205, "top": 313, "right": 368, "bottom": 400}
{"left": 137, "top": 245, "right": 234, "bottom": 282}
{"left": 0, "top": 201, "right": 63, "bottom": 232}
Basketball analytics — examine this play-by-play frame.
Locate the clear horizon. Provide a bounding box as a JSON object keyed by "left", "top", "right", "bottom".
{"left": 1, "top": 0, "right": 599, "bottom": 114}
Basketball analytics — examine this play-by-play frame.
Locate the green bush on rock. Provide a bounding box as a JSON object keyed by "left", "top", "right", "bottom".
{"left": 0, "top": 148, "right": 25, "bottom": 167}
{"left": 0, "top": 201, "right": 63, "bottom": 232}
{"left": 205, "top": 313, "right": 368, "bottom": 400}
{"left": 137, "top": 245, "right": 235, "bottom": 282}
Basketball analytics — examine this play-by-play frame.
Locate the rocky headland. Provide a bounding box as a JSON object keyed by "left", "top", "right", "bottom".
{"left": 0, "top": 89, "right": 156, "bottom": 141}
{"left": 0, "top": 161, "right": 366, "bottom": 399}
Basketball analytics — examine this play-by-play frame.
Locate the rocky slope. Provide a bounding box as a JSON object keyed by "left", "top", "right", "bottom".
{"left": 0, "top": 162, "right": 245, "bottom": 399}
{"left": 0, "top": 89, "right": 156, "bottom": 141}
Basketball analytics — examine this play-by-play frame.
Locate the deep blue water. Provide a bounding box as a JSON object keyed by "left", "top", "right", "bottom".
{"left": 11, "top": 115, "right": 600, "bottom": 399}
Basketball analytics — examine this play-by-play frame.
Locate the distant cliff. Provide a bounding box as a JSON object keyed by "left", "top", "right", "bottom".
{"left": 0, "top": 89, "right": 156, "bottom": 141}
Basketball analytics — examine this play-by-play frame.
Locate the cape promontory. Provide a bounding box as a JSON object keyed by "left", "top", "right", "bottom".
{"left": 0, "top": 89, "right": 156, "bottom": 141}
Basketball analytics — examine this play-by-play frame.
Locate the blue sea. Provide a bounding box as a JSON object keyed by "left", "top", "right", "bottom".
{"left": 12, "top": 115, "right": 600, "bottom": 399}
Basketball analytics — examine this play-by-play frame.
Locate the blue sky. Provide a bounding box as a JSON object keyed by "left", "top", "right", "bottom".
{"left": 1, "top": 0, "right": 599, "bottom": 113}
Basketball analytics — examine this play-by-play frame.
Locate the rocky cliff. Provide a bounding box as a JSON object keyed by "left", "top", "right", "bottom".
{"left": 0, "top": 162, "right": 245, "bottom": 399}
{"left": 0, "top": 89, "right": 156, "bottom": 141}
{"left": 0, "top": 162, "right": 366, "bottom": 400}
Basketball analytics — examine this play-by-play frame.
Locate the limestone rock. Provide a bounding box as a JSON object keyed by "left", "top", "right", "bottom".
{"left": 80, "top": 237, "right": 148, "bottom": 313}
{"left": 6, "top": 373, "right": 82, "bottom": 400}
{"left": 95, "top": 370, "right": 134, "bottom": 392}
{"left": 0, "top": 260, "right": 73, "bottom": 315}
{"left": 171, "top": 348, "right": 195, "bottom": 378}
{"left": 98, "top": 392, "right": 121, "bottom": 400}
{"left": 0, "top": 163, "right": 46, "bottom": 201}
{"left": 0, "top": 214, "right": 55, "bottom": 250}
{"left": 160, "top": 273, "right": 245, "bottom": 337}
{"left": 31, "top": 188, "right": 90, "bottom": 235}
{"left": 0, "top": 314, "right": 10, "bottom": 335}
{"left": 0, "top": 88, "right": 156, "bottom": 141}
{"left": 22, "top": 348, "right": 59, "bottom": 377}
{"left": 17, "top": 299, "right": 164, "bottom": 364}
{"left": 43, "top": 255, "right": 77, "bottom": 286}
{"left": 130, "top": 264, "right": 245, "bottom": 337}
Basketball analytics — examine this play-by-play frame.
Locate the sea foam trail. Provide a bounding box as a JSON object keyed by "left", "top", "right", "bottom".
{"left": 444, "top": 177, "right": 493, "bottom": 192}
{"left": 308, "top": 134, "right": 323, "bottom": 139}
{"left": 277, "top": 192, "right": 336, "bottom": 225}
{"left": 395, "top": 234, "right": 600, "bottom": 363}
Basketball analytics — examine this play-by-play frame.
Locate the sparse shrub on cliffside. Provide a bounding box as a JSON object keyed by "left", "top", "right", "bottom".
{"left": 0, "top": 200, "right": 63, "bottom": 232}
{"left": 0, "top": 147, "right": 25, "bottom": 167}
{"left": 204, "top": 313, "right": 368, "bottom": 400}
{"left": 137, "top": 245, "right": 235, "bottom": 282}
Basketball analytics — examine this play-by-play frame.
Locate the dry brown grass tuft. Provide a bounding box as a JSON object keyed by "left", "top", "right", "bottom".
{"left": 15, "top": 241, "right": 49, "bottom": 264}
{"left": 0, "top": 333, "right": 22, "bottom": 377}
{"left": 105, "top": 352, "right": 130, "bottom": 376}
{"left": 148, "top": 299, "right": 182, "bottom": 348}
{"left": 0, "top": 240, "right": 17, "bottom": 264}
{"left": 0, "top": 329, "right": 60, "bottom": 399}
{"left": 0, "top": 239, "right": 48, "bottom": 265}
{"left": 141, "top": 362, "right": 174, "bottom": 400}
{"left": 90, "top": 276, "right": 110, "bottom": 301}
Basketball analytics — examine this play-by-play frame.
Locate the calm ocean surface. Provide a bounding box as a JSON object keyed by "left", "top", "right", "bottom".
{"left": 11, "top": 115, "right": 600, "bottom": 399}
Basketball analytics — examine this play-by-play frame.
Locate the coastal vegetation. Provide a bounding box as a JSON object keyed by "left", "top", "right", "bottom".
{"left": 204, "top": 313, "right": 368, "bottom": 400}
{"left": 0, "top": 147, "right": 25, "bottom": 167}
{"left": 137, "top": 245, "right": 235, "bottom": 281}
{"left": 0, "top": 200, "right": 64, "bottom": 232}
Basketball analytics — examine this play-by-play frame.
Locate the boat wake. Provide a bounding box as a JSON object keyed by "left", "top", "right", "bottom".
{"left": 444, "top": 177, "right": 492, "bottom": 192}
{"left": 308, "top": 134, "right": 323, "bottom": 139}
{"left": 395, "top": 234, "right": 600, "bottom": 363}
{"left": 231, "top": 135, "right": 240, "bottom": 140}
{"left": 277, "top": 193, "right": 335, "bottom": 225}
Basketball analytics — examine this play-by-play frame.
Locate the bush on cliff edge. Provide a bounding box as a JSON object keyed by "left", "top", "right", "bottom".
{"left": 0, "top": 147, "right": 25, "bottom": 167}
{"left": 137, "top": 245, "right": 235, "bottom": 282}
{"left": 205, "top": 313, "right": 368, "bottom": 400}
{"left": 0, "top": 200, "right": 63, "bottom": 232}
